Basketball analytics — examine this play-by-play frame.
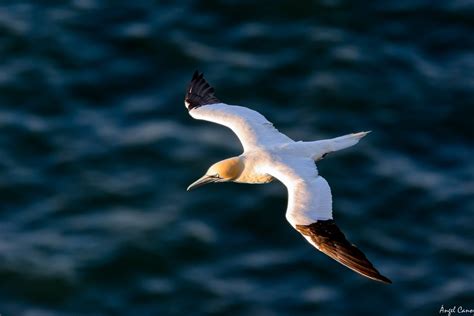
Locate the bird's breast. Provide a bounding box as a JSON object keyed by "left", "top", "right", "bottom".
{"left": 235, "top": 172, "right": 274, "bottom": 184}
{"left": 236, "top": 149, "right": 278, "bottom": 183}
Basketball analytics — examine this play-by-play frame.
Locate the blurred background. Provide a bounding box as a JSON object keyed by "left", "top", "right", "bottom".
{"left": 0, "top": 0, "right": 472, "bottom": 315}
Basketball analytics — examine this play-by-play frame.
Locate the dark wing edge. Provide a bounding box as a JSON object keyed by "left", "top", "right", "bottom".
{"left": 296, "top": 220, "right": 392, "bottom": 284}
{"left": 185, "top": 71, "right": 221, "bottom": 110}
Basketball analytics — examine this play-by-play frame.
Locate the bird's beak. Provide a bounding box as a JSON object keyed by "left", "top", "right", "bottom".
{"left": 187, "top": 175, "right": 219, "bottom": 191}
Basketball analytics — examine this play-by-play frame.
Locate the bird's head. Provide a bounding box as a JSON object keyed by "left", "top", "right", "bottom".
{"left": 187, "top": 157, "right": 244, "bottom": 191}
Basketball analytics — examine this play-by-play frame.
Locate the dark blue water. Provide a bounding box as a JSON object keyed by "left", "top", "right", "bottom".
{"left": 0, "top": 1, "right": 473, "bottom": 315}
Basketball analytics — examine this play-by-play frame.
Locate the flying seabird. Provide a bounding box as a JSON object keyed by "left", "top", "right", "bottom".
{"left": 185, "top": 71, "right": 391, "bottom": 284}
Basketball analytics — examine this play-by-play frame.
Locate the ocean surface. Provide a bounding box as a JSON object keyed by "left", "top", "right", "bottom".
{"left": 0, "top": 1, "right": 473, "bottom": 315}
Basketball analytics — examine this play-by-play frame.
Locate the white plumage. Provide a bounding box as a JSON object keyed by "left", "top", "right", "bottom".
{"left": 189, "top": 103, "right": 294, "bottom": 151}
{"left": 184, "top": 71, "right": 391, "bottom": 284}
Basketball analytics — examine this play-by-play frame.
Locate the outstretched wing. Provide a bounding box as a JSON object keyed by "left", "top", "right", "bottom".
{"left": 184, "top": 71, "right": 293, "bottom": 152}
{"left": 264, "top": 158, "right": 391, "bottom": 284}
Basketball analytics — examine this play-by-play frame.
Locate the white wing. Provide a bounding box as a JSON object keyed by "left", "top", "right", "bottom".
{"left": 190, "top": 103, "right": 294, "bottom": 151}
{"left": 185, "top": 72, "right": 293, "bottom": 151}
{"left": 263, "top": 157, "right": 392, "bottom": 283}
{"left": 262, "top": 157, "right": 333, "bottom": 226}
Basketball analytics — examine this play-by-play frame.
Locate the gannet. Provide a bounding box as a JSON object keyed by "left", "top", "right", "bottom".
{"left": 185, "top": 71, "right": 391, "bottom": 284}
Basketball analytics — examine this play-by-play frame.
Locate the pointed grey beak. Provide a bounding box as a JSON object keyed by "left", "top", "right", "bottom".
{"left": 187, "top": 175, "right": 219, "bottom": 191}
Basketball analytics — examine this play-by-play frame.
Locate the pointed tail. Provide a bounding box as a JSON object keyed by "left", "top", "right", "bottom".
{"left": 299, "top": 131, "right": 371, "bottom": 160}
{"left": 329, "top": 131, "right": 371, "bottom": 151}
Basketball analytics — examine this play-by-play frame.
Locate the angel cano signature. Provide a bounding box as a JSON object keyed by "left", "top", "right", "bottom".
{"left": 439, "top": 305, "right": 474, "bottom": 316}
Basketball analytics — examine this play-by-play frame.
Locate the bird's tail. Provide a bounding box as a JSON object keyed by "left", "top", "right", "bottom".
{"left": 328, "top": 131, "right": 371, "bottom": 151}
{"left": 298, "top": 131, "right": 371, "bottom": 160}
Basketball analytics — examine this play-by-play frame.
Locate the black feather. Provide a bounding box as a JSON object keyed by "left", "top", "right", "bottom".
{"left": 296, "top": 219, "right": 392, "bottom": 284}
{"left": 185, "top": 71, "right": 220, "bottom": 110}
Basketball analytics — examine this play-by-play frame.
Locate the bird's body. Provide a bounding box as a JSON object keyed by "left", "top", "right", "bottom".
{"left": 185, "top": 71, "right": 391, "bottom": 284}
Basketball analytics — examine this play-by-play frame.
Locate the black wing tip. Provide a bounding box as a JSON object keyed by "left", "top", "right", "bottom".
{"left": 192, "top": 69, "right": 201, "bottom": 79}
{"left": 296, "top": 220, "right": 392, "bottom": 285}
{"left": 375, "top": 274, "right": 392, "bottom": 284}
{"left": 360, "top": 263, "right": 392, "bottom": 284}
{"left": 185, "top": 70, "right": 220, "bottom": 110}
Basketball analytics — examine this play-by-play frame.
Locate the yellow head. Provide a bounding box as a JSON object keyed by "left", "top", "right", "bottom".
{"left": 187, "top": 157, "right": 244, "bottom": 191}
